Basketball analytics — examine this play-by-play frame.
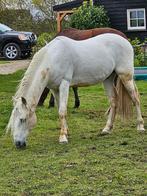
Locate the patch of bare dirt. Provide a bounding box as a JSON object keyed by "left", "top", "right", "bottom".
{"left": 0, "top": 60, "right": 30, "bottom": 75}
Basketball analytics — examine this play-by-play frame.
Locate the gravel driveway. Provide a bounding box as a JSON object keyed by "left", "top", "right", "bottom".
{"left": 0, "top": 60, "right": 30, "bottom": 75}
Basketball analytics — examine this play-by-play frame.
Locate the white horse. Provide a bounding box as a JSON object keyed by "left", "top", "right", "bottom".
{"left": 7, "top": 34, "right": 145, "bottom": 148}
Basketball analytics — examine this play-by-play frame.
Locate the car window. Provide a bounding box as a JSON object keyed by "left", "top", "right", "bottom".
{"left": 0, "top": 24, "right": 12, "bottom": 33}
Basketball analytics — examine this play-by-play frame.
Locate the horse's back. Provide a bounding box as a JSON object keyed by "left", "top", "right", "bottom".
{"left": 50, "top": 33, "right": 133, "bottom": 71}
{"left": 46, "top": 34, "right": 133, "bottom": 87}
{"left": 56, "top": 33, "right": 130, "bottom": 48}
{"left": 55, "top": 33, "right": 133, "bottom": 60}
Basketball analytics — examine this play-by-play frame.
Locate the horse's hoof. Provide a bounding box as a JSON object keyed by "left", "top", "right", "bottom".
{"left": 48, "top": 105, "right": 54, "bottom": 108}
{"left": 74, "top": 101, "right": 80, "bottom": 108}
{"left": 59, "top": 135, "right": 68, "bottom": 144}
{"left": 101, "top": 129, "right": 111, "bottom": 135}
{"left": 137, "top": 128, "right": 145, "bottom": 132}
{"left": 137, "top": 125, "right": 145, "bottom": 132}
{"left": 138, "top": 128, "right": 145, "bottom": 132}
{"left": 37, "top": 103, "right": 44, "bottom": 107}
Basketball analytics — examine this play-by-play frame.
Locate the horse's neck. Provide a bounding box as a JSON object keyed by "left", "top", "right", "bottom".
{"left": 15, "top": 47, "right": 50, "bottom": 111}
{"left": 25, "top": 69, "right": 49, "bottom": 109}
{"left": 16, "top": 64, "right": 49, "bottom": 110}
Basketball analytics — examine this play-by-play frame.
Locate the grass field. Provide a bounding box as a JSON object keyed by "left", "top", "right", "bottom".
{"left": 0, "top": 60, "right": 9, "bottom": 65}
{"left": 0, "top": 70, "right": 147, "bottom": 195}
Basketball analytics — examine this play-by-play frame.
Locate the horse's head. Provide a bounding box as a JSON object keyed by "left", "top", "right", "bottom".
{"left": 7, "top": 97, "right": 37, "bottom": 149}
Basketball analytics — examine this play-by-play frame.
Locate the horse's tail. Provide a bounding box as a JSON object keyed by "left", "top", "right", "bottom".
{"left": 115, "top": 77, "right": 134, "bottom": 120}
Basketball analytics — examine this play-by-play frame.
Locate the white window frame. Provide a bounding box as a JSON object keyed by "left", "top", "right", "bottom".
{"left": 127, "top": 8, "right": 146, "bottom": 30}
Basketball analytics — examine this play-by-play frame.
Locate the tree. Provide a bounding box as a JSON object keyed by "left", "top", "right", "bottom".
{"left": 69, "top": 3, "right": 110, "bottom": 30}
{"left": 32, "top": 0, "right": 71, "bottom": 19}
{"left": 0, "top": 0, "right": 28, "bottom": 10}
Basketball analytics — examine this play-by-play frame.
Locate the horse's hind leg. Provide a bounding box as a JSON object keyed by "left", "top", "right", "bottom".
{"left": 49, "top": 93, "right": 55, "bottom": 108}
{"left": 51, "top": 89, "right": 59, "bottom": 109}
{"left": 102, "top": 73, "right": 117, "bottom": 134}
{"left": 73, "top": 87, "right": 80, "bottom": 108}
{"left": 58, "top": 79, "right": 70, "bottom": 143}
{"left": 119, "top": 74, "right": 145, "bottom": 131}
{"left": 38, "top": 87, "right": 50, "bottom": 106}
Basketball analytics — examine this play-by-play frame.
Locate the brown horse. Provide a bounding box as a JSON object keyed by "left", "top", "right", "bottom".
{"left": 57, "top": 27, "right": 127, "bottom": 40}
{"left": 38, "top": 28, "right": 127, "bottom": 108}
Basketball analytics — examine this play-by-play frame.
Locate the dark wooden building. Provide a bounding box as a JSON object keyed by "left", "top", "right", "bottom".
{"left": 53, "top": 0, "right": 147, "bottom": 40}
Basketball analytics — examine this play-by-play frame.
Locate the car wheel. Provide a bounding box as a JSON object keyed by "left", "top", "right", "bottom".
{"left": 3, "top": 43, "right": 21, "bottom": 60}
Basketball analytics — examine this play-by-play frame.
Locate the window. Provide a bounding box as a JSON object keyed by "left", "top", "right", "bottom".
{"left": 127, "top": 8, "right": 146, "bottom": 30}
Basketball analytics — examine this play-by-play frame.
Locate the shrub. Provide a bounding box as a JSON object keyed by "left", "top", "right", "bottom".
{"left": 130, "top": 38, "right": 145, "bottom": 67}
{"left": 37, "top": 32, "right": 56, "bottom": 48}
{"left": 69, "top": 2, "right": 110, "bottom": 29}
{"left": 32, "top": 32, "right": 56, "bottom": 54}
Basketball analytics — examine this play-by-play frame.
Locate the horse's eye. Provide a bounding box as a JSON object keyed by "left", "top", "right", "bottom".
{"left": 20, "top": 118, "right": 26, "bottom": 123}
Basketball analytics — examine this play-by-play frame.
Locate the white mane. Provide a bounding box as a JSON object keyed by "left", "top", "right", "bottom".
{"left": 15, "top": 47, "right": 47, "bottom": 99}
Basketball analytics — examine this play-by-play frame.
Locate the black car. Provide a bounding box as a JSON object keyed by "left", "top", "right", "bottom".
{"left": 0, "top": 23, "right": 37, "bottom": 60}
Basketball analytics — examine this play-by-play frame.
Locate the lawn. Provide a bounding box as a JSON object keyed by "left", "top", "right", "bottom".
{"left": 0, "top": 70, "right": 146, "bottom": 195}
{"left": 0, "top": 60, "right": 9, "bottom": 65}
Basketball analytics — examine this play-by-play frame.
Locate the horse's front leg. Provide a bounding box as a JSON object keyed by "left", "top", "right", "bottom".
{"left": 59, "top": 79, "right": 70, "bottom": 143}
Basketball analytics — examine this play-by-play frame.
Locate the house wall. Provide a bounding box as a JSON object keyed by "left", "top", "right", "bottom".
{"left": 94, "top": 0, "right": 147, "bottom": 40}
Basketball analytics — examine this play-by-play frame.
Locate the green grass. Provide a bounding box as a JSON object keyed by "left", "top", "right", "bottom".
{"left": 0, "top": 70, "right": 147, "bottom": 195}
{"left": 0, "top": 60, "right": 10, "bottom": 65}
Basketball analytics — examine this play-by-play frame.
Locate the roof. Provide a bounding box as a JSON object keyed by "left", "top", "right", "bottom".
{"left": 53, "top": 0, "right": 83, "bottom": 11}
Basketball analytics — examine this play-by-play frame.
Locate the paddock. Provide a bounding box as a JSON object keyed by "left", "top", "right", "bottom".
{"left": 0, "top": 70, "right": 146, "bottom": 194}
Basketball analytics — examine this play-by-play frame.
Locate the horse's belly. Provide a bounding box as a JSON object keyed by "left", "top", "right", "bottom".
{"left": 71, "top": 74, "right": 108, "bottom": 86}
{"left": 71, "top": 46, "right": 115, "bottom": 86}
{"left": 71, "top": 62, "right": 114, "bottom": 86}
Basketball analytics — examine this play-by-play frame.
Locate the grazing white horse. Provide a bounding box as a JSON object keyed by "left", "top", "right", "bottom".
{"left": 7, "top": 34, "right": 145, "bottom": 148}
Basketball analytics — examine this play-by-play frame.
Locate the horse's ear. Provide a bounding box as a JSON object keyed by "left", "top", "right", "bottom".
{"left": 21, "top": 97, "right": 27, "bottom": 106}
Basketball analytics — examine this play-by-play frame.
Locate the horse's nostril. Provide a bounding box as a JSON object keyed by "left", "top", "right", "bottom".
{"left": 15, "top": 141, "right": 26, "bottom": 149}
{"left": 15, "top": 141, "right": 21, "bottom": 148}
{"left": 22, "top": 142, "right": 26, "bottom": 148}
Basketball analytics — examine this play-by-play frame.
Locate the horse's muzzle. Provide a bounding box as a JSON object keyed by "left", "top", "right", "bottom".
{"left": 15, "top": 141, "right": 26, "bottom": 149}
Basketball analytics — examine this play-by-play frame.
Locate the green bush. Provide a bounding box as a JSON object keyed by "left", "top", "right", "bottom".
{"left": 130, "top": 38, "right": 145, "bottom": 67}
{"left": 32, "top": 32, "right": 56, "bottom": 55}
{"left": 37, "top": 32, "right": 56, "bottom": 47}
{"left": 69, "top": 3, "right": 110, "bottom": 29}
